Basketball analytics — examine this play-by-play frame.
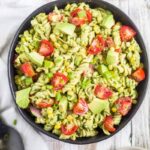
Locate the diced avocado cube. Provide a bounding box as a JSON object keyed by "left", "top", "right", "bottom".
{"left": 78, "top": 10, "right": 87, "bottom": 18}
{"left": 88, "top": 98, "right": 109, "bottom": 114}
{"left": 113, "top": 31, "right": 121, "bottom": 47}
{"left": 102, "top": 14, "right": 115, "bottom": 29}
{"left": 97, "top": 65, "right": 108, "bottom": 75}
{"left": 46, "top": 73, "right": 53, "bottom": 79}
{"left": 55, "top": 23, "right": 76, "bottom": 35}
{"left": 16, "top": 87, "right": 31, "bottom": 109}
{"left": 28, "top": 52, "right": 44, "bottom": 66}
{"left": 59, "top": 98, "right": 68, "bottom": 113}
{"left": 44, "top": 60, "right": 54, "bottom": 68}
{"left": 81, "top": 78, "right": 91, "bottom": 89}
{"left": 106, "top": 50, "right": 119, "bottom": 65}
{"left": 25, "top": 77, "right": 33, "bottom": 86}
{"left": 56, "top": 92, "right": 62, "bottom": 101}
{"left": 74, "top": 55, "right": 83, "bottom": 66}
{"left": 103, "top": 71, "right": 113, "bottom": 79}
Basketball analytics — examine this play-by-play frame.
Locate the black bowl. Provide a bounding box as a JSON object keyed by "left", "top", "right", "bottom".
{"left": 8, "top": 0, "right": 149, "bottom": 144}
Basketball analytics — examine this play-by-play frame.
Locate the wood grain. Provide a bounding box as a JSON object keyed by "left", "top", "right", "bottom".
{"left": 42, "top": 0, "right": 150, "bottom": 149}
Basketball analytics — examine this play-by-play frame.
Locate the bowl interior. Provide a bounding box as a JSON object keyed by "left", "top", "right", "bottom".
{"left": 8, "top": 0, "right": 149, "bottom": 144}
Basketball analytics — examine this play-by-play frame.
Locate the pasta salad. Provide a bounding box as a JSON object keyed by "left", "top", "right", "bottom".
{"left": 14, "top": 3, "right": 145, "bottom": 140}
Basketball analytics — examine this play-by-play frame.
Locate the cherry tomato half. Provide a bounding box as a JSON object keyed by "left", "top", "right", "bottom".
{"left": 70, "top": 8, "right": 92, "bottom": 26}
{"left": 61, "top": 124, "right": 78, "bottom": 135}
{"left": 120, "top": 25, "right": 136, "bottom": 41}
{"left": 94, "top": 84, "right": 113, "bottom": 100}
{"left": 103, "top": 116, "right": 116, "bottom": 132}
{"left": 51, "top": 72, "right": 68, "bottom": 90}
{"left": 21, "top": 62, "right": 35, "bottom": 77}
{"left": 73, "top": 98, "right": 88, "bottom": 115}
{"left": 115, "top": 97, "right": 132, "bottom": 116}
{"left": 88, "top": 35, "right": 105, "bottom": 55}
{"left": 132, "top": 68, "right": 145, "bottom": 82}
{"left": 39, "top": 40, "right": 54, "bottom": 56}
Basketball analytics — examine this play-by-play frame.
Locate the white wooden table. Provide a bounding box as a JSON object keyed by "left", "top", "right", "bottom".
{"left": 41, "top": 0, "right": 150, "bottom": 149}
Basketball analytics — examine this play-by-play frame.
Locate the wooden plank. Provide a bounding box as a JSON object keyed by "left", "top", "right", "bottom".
{"left": 128, "top": 0, "right": 150, "bottom": 149}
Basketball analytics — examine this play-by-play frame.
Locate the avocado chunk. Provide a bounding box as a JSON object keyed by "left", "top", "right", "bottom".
{"left": 59, "top": 98, "right": 68, "bottom": 113}
{"left": 16, "top": 87, "right": 31, "bottom": 109}
{"left": 102, "top": 14, "right": 115, "bottom": 29}
{"left": 106, "top": 50, "right": 119, "bottom": 65}
{"left": 78, "top": 10, "right": 86, "bottom": 18}
{"left": 55, "top": 23, "right": 76, "bottom": 36}
{"left": 97, "top": 64, "right": 108, "bottom": 75}
{"left": 28, "top": 51, "right": 44, "bottom": 66}
{"left": 44, "top": 60, "right": 54, "bottom": 68}
{"left": 97, "top": 64, "right": 114, "bottom": 79}
{"left": 88, "top": 98, "right": 109, "bottom": 114}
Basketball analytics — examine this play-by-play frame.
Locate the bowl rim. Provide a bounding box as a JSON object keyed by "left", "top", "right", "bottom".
{"left": 7, "top": 0, "right": 149, "bottom": 144}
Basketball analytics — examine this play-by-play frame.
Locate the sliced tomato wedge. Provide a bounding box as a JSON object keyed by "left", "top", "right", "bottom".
{"left": 94, "top": 84, "right": 113, "bottom": 100}
{"left": 132, "top": 68, "right": 145, "bottom": 82}
{"left": 21, "top": 62, "right": 35, "bottom": 77}
{"left": 73, "top": 98, "right": 88, "bottom": 115}
{"left": 71, "top": 8, "right": 81, "bottom": 17}
{"left": 120, "top": 25, "right": 136, "bottom": 41}
{"left": 36, "top": 99, "right": 54, "bottom": 108}
{"left": 88, "top": 35, "right": 105, "bottom": 55}
{"left": 48, "top": 12, "right": 63, "bottom": 22}
{"left": 51, "top": 72, "right": 68, "bottom": 90}
{"left": 86, "top": 10, "right": 92, "bottom": 22}
{"left": 61, "top": 124, "right": 78, "bottom": 135}
{"left": 106, "top": 37, "right": 115, "bottom": 48}
{"left": 39, "top": 40, "right": 54, "bottom": 56}
{"left": 69, "top": 17, "right": 86, "bottom": 26}
{"left": 115, "top": 97, "right": 132, "bottom": 116}
{"left": 103, "top": 116, "right": 116, "bottom": 132}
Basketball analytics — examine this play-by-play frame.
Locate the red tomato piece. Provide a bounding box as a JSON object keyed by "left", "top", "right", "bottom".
{"left": 61, "top": 124, "right": 78, "bottom": 135}
{"left": 97, "top": 35, "right": 106, "bottom": 47}
{"left": 88, "top": 35, "right": 105, "bottom": 55}
{"left": 21, "top": 62, "right": 35, "bottom": 77}
{"left": 73, "top": 98, "right": 88, "bottom": 115}
{"left": 70, "top": 8, "right": 92, "bottom": 26}
{"left": 120, "top": 25, "right": 136, "bottom": 41}
{"left": 106, "top": 37, "right": 115, "bottom": 48}
{"left": 71, "top": 8, "right": 81, "bottom": 17}
{"left": 86, "top": 10, "right": 92, "bottom": 22}
{"left": 51, "top": 72, "right": 68, "bottom": 90}
{"left": 48, "top": 12, "right": 63, "bottom": 22}
{"left": 103, "top": 116, "right": 116, "bottom": 132}
{"left": 115, "top": 97, "right": 132, "bottom": 116}
{"left": 132, "top": 68, "right": 145, "bottom": 82}
{"left": 39, "top": 40, "right": 54, "bottom": 56}
{"left": 69, "top": 17, "right": 86, "bottom": 26}
{"left": 94, "top": 84, "right": 113, "bottom": 100}
{"left": 37, "top": 99, "right": 54, "bottom": 108}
